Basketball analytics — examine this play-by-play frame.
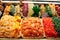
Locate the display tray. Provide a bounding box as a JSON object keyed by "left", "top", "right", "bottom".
{"left": 0, "top": 38, "right": 60, "bottom": 40}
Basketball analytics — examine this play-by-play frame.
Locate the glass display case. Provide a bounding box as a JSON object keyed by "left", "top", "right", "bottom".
{"left": 0, "top": 0, "right": 60, "bottom": 40}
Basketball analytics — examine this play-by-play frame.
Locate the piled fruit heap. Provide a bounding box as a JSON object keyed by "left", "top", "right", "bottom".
{"left": 55, "top": 5, "right": 60, "bottom": 16}
{"left": 21, "top": 17, "right": 44, "bottom": 38}
{"left": 0, "top": 15, "right": 21, "bottom": 38}
{"left": 52, "top": 17, "right": 60, "bottom": 37}
{"left": 42, "top": 17, "right": 58, "bottom": 38}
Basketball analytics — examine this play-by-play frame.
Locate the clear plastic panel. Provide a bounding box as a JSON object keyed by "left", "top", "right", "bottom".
{"left": 22, "top": 0, "right": 60, "bottom": 1}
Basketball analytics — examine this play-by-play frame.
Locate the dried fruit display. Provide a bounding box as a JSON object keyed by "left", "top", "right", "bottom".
{"left": 42, "top": 17, "right": 58, "bottom": 38}
{"left": 21, "top": 17, "right": 44, "bottom": 38}
{"left": 0, "top": 15, "right": 21, "bottom": 38}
